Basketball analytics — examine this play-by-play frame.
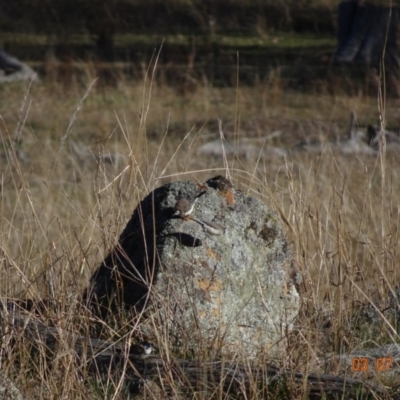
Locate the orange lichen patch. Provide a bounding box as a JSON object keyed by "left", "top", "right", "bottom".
{"left": 206, "top": 248, "right": 221, "bottom": 260}
{"left": 211, "top": 308, "right": 220, "bottom": 317}
{"left": 284, "top": 281, "right": 290, "bottom": 295}
{"left": 197, "top": 278, "right": 223, "bottom": 291}
{"left": 225, "top": 188, "right": 235, "bottom": 207}
{"left": 198, "top": 311, "right": 207, "bottom": 319}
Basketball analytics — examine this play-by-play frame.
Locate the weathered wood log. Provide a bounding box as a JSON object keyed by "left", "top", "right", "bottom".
{"left": 0, "top": 49, "right": 38, "bottom": 83}
{"left": 0, "top": 306, "right": 392, "bottom": 399}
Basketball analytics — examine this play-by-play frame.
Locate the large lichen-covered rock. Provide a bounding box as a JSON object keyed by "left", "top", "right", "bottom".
{"left": 86, "top": 176, "right": 300, "bottom": 357}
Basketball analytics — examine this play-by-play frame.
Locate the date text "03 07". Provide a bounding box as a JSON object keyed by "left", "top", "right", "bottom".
{"left": 351, "top": 357, "right": 393, "bottom": 372}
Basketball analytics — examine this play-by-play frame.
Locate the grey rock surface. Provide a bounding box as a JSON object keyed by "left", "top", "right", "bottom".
{"left": 86, "top": 176, "right": 300, "bottom": 357}
{"left": 0, "top": 373, "right": 25, "bottom": 400}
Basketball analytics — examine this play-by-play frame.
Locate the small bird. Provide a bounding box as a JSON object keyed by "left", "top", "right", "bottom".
{"left": 189, "top": 217, "right": 226, "bottom": 236}
{"left": 129, "top": 342, "right": 154, "bottom": 360}
{"left": 173, "top": 191, "right": 206, "bottom": 220}
{"left": 205, "top": 175, "right": 235, "bottom": 207}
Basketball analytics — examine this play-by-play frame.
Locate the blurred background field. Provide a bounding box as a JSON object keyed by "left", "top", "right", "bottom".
{"left": 2, "top": 69, "right": 399, "bottom": 300}
{"left": 1, "top": 1, "right": 400, "bottom": 398}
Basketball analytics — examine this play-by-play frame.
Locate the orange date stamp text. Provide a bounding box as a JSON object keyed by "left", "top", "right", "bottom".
{"left": 351, "top": 357, "right": 393, "bottom": 372}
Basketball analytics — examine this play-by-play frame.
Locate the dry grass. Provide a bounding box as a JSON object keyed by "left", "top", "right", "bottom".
{"left": 1, "top": 66, "right": 400, "bottom": 398}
